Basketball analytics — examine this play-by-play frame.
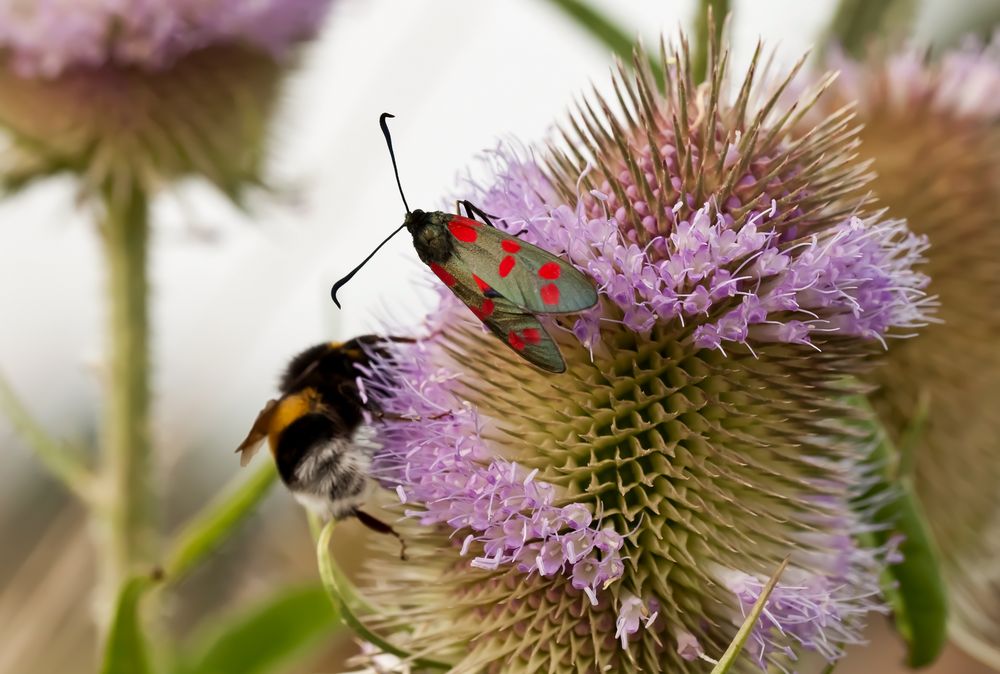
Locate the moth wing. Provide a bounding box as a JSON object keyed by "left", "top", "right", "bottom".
{"left": 445, "top": 216, "right": 597, "bottom": 314}
{"left": 438, "top": 259, "right": 567, "bottom": 373}
{"left": 480, "top": 300, "right": 567, "bottom": 373}
{"left": 235, "top": 398, "right": 279, "bottom": 467}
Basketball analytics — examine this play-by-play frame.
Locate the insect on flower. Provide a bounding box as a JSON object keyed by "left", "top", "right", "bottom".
{"left": 330, "top": 113, "right": 599, "bottom": 373}
{"left": 235, "top": 336, "right": 410, "bottom": 558}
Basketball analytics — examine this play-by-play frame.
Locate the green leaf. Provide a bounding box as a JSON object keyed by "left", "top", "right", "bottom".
{"left": 853, "top": 398, "right": 948, "bottom": 668}
{"left": 710, "top": 557, "right": 789, "bottom": 674}
{"left": 177, "top": 584, "right": 339, "bottom": 674}
{"left": 872, "top": 476, "right": 948, "bottom": 666}
{"left": 101, "top": 576, "right": 156, "bottom": 674}
{"left": 164, "top": 462, "right": 277, "bottom": 583}
{"left": 540, "top": 0, "right": 663, "bottom": 88}
{"left": 825, "top": 0, "right": 917, "bottom": 58}
{"left": 315, "top": 520, "right": 450, "bottom": 670}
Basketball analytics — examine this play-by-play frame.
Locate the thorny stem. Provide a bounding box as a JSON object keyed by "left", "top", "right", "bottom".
{"left": 96, "top": 178, "right": 154, "bottom": 634}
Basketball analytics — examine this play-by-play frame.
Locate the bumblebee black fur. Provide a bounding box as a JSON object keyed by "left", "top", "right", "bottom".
{"left": 237, "top": 336, "right": 403, "bottom": 541}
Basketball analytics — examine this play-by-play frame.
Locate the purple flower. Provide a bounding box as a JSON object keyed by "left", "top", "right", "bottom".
{"left": 0, "top": 0, "right": 332, "bottom": 199}
{"left": 821, "top": 32, "right": 1000, "bottom": 669}
{"left": 360, "top": 342, "right": 625, "bottom": 603}
{"left": 359, "top": 38, "right": 931, "bottom": 673}
{"left": 0, "top": 0, "right": 331, "bottom": 77}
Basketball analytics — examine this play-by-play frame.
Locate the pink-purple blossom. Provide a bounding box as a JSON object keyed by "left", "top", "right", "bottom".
{"left": 470, "top": 151, "right": 929, "bottom": 356}
{"left": 0, "top": 0, "right": 332, "bottom": 77}
{"left": 359, "top": 144, "right": 927, "bottom": 659}
{"left": 355, "top": 38, "right": 933, "bottom": 673}
{"left": 360, "top": 341, "right": 626, "bottom": 605}
{"left": 831, "top": 31, "right": 1000, "bottom": 120}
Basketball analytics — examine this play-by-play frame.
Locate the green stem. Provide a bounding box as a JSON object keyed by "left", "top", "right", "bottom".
{"left": 819, "top": 657, "right": 842, "bottom": 674}
{"left": 542, "top": 0, "right": 663, "bottom": 88}
{"left": 824, "top": 0, "right": 916, "bottom": 59}
{"left": 0, "top": 372, "right": 95, "bottom": 501}
{"left": 97, "top": 178, "right": 154, "bottom": 624}
{"left": 692, "top": 0, "right": 729, "bottom": 84}
{"left": 164, "top": 462, "right": 277, "bottom": 583}
{"left": 315, "top": 520, "right": 449, "bottom": 670}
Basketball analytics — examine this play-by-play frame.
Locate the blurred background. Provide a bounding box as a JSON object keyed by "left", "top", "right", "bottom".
{"left": 0, "top": 1, "right": 997, "bottom": 672}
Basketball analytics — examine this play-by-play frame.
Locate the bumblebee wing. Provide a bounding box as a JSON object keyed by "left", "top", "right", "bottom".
{"left": 445, "top": 215, "right": 598, "bottom": 313}
{"left": 235, "top": 398, "right": 279, "bottom": 467}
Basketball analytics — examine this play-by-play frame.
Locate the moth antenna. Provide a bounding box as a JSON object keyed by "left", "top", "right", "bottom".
{"left": 380, "top": 113, "right": 411, "bottom": 214}
{"left": 330, "top": 223, "right": 406, "bottom": 308}
{"left": 331, "top": 113, "right": 412, "bottom": 308}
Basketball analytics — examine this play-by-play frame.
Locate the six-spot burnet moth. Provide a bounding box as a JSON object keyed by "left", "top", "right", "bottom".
{"left": 330, "top": 114, "right": 598, "bottom": 373}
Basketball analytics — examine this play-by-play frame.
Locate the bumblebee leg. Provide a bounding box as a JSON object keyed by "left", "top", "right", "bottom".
{"left": 382, "top": 335, "right": 417, "bottom": 344}
{"left": 374, "top": 411, "right": 453, "bottom": 423}
{"left": 354, "top": 509, "right": 407, "bottom": 560}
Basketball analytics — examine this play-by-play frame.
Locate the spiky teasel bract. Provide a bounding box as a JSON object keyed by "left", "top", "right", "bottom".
{"left": 822, "top": 36, "right": 1000, "bottom": 667}
{"left": 359, "top": 37, "right": 931, "bottom": 673}
{"left": 0, "top": 0, "right": 332, "bottom": 198}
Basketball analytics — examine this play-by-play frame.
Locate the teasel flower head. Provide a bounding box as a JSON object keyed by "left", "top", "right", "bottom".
{"left": 824, "top": 34, "right": 1000, "bottom": 668}
{"left": 358, "top": 37, "right": 932, "bottom": 673}
{"left": 0, "top": 0, "right": 332, "bottom": 197}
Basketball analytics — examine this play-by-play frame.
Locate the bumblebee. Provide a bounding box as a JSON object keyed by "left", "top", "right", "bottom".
{"left": 236, "top": 335, "right": 408, "bottom": 556}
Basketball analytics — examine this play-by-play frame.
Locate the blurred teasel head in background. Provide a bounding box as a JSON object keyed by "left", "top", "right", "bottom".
{"left": 822, "top": 33, "right": 1000, "bottom": 668}
{"left": 354, "top": 35, "right": 933, "bottom": 673}
{"left": 0, "top": 0, "right": 332, "bottom": 199}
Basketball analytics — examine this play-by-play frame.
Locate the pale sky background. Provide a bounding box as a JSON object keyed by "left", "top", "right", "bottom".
{"left": 0, "top": 0, "right": 980, "bottom": 484}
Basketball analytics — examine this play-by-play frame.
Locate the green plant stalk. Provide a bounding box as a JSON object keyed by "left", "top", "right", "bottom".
{"left": 692, "top": 0, "right": 730, "bottom": 84}
{"left": 819, "top": 658, "right": 841, "bottom": 674}
{"left": 0, "top": 372, "right": 95, "bottom": 501}
{"left": 825, "top": 0, "right": 916, "bottom": 58}
{"left": 164, "top": 462, "right": 277, "bottom": 583}
{"left": 315, "top": 520, "right": 450, "bottom": 670}
{"left": 97, "top": 178, "right": 154, "bottom": 626}
{"left": 542, "top": 0, "right": 663, "bottom": 88}
{"left": 100, "top": 575, "right": 156, "bottom": 674}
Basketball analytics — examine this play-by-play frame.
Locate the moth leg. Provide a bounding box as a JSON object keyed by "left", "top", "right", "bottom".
{"left": 458, "top": 199, "right": 501, "bottom": 228}
{"left": 459, "top": 199, "right": 527, "bottom": 235}
{"left": 354, "top": 509, "right": 407, "bottom": 560}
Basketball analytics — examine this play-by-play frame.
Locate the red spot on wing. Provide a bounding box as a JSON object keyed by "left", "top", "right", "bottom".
{"left": 538, "top": 262, "right": 562, "bottom": 280}
{"left": 522, "top": 328, "right": 541, "bottom": 344}
{"left": 499, "top": 256, "right": 516, "bottom": 277}
{"left": 540, "top": 283, "right": 560, "bottom": 305}
{"left": 501, "top": 239, "right": 521, "bottom": 253}
{"left": 508, "top": 331, "right": 526, "bottom": 351}
{"left": 472, "top": 299, "right": 495, "bottom": 320}
{"left": 448, "top": 220, "right": 479, "bottom": 243}
{"left": 473, "top": 274, "right": 491, "bottom": 293}
{"left": 429, "top": 263, "right": 457, "bottom": 287}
